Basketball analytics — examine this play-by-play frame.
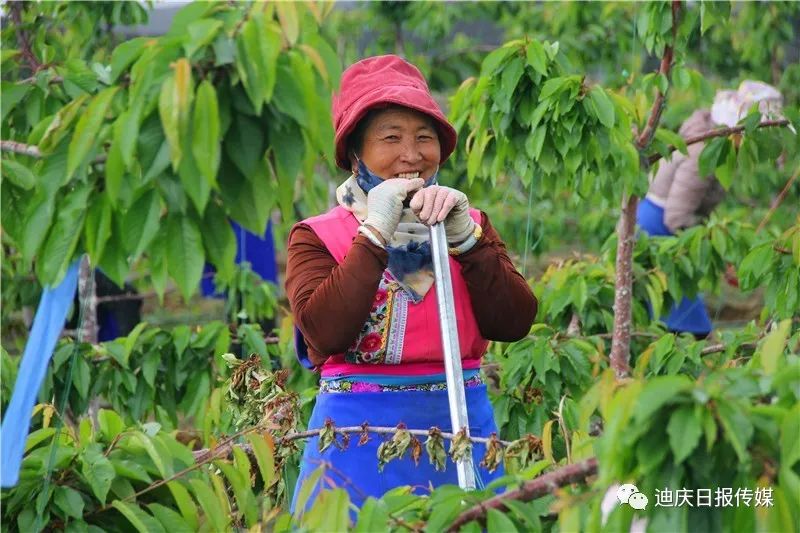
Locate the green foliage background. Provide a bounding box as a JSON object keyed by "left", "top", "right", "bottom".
{"left": 1, "top": 1, "right": 798, "bottom": 532}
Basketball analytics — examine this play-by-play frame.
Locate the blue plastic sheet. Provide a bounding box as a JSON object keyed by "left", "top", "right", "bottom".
{"left": 1, "top": 260, "right": 80, "bottom": 488}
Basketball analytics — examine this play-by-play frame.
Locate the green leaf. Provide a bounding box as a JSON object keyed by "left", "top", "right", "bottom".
{"left": 98, "top": 409, "right": 124, "bottom": 441}
{"left": 634, "top": 375, "right": 693, "bottom": 423}
{"left": 698, "top": 137, "right": 728, "bottom": 178}
{"left": 122, "top": 189, "right": 162, "bottom": 262}
{"left": 81, "top": 448, "right": 116, "bottom": 505}
{"left": 1, "top": 82, "right": 29, "bottom": 123}
{"left": 354, "top": 498, "right": 390, "bottom": 532}
{"left": 759, "top": 319, "right": 790, "bottom": 376}
{"left": 147, "top": 503, "right": 192, "bottom": 533}
{"left": 275, "top": 1, "right": 299, "bottom": 45}
{"left": 481, "top": 44, "right": 517, "bottom": 76}
{"left": 84, "top": 195, "right": 112, "bottom": 264}
{"left": 304, "top": 488, "right": 350, "bottom": 531}
{"left": 780, "top": 403, "right": 800, "bottom": 467}
{"left": 667, "top": 405, "right": 702, "bottom": 463}
{"left": 39, "top": 95, "right": 89, "bottom": 154}
{"left": 525, "top": 40, "right": 548, "bottom": 75}
{"left": 67, "top": 87, "right": 118, "bottom": 180}
{"left": 224, "top": 114, "right": 265, "bottom": 180}
{"left": 104, "top": 139, "right": 125, "bottom": 208}
{"left": 110, "top": 38, "right": 149, "bottom": 83}
{"left": 188, "top": 479, "right": 228, "bottom": 532}
{"left": 245, "top": 433, "right": 276, "bottom": 488}
{"left": 234, "top": 14, "right": 281, "bottom": 112}
{"left": 158, "top": 59, "right": 193, "bottom": 171}
{"left": 167, "top": 482, "right": 199, "bottom": 530}
{"left": 717, "top": 402, "right": 754, "bottom": 462}
{"left": 184, "top": 19, "right": 223, "bottom": 59}
{"left": 215, "top": 462, "right": 258, "bottom": 527}
{"left": 36, "top": 184, "right": 92, "bottom": 285}
{"left": 654, "top": 128, "right": 688, "bottom": 156}
{"left": 54, "top": 486, "right": 84, "bottom": 519}
{"left": 201, "top": 201, "right": 236, "bottom": 283}
{"left": 136, "top": 433, "right": 172, "bottom": 478}
{"left": 177, "top": 143, "right": 211, "bottom": 214}
{"left": 589, "top": 86, "right": 615, "bottom": 128}
{"left": 166, "top": 214, "right": 204, "bottom": 301}
{"left": 488, "top": 508, "right": 519, "bottom": 532}
{"left": 115, "top": 109, "right": 140, "bottom": 171}
{"left": 111, "top": 500, "right": 166, "bottom": 533}
{"left": 191, "top": 80, "right": 221, "bottom": 187}
{"left": 294, "top": 466, "right": 324, "bottom": 516}
{"left": 2, "top": 159, "right": 37, "bottom": 189}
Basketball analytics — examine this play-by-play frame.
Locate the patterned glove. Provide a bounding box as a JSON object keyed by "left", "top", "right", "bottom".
{"left": 409, "top": 185, "right": 475, "bottom": 244}
{"left": 363, "top": 178, "right": 425, "bottom": 241}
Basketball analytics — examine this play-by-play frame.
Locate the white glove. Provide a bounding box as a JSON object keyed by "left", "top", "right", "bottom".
{"left": 410, "top": 185, "right": 475, "bottom": 244}
{"left": 363, "top": 178, "right": 425, "bottom": 241}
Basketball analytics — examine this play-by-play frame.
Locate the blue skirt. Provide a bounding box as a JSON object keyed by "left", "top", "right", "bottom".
{"left": 290, "top": 384, "right": 502, "bottom": 512}
{"left": 637, "top": 198, "right": 712, "bottom": 335}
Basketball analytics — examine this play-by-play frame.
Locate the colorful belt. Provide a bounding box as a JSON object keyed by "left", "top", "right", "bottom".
{"left": 319, "top": 374, "right": 484, "bottom": 394}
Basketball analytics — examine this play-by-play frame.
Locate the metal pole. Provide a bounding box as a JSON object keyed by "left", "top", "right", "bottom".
{"left": 429, "top": 223, "right": 476, "bottom": 490}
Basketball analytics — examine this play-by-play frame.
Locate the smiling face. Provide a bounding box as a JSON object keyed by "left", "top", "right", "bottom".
{"left": 349, "top": 106, "right": 441, "bottom": 182}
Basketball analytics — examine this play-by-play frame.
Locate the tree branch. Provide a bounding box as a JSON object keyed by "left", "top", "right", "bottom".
{"left": 2, "top": 139, "right": 107, "bottom": 163}
{"left": 646, "top": 119, "right": 791, "bottom": 166}
{"left": 634, "top": 1, "right": 680, "bottom": 153}
{"left": 1, "top": 140, "right": 42, "bottom": 158}
{"left": 756, "top": 164, "right": 799, "bottom": 233}
{"left": 610, "top": 0, "right": 680, "bottom": 379}
{"left": 447, "top": 458, "right": 599, "bottom": 532}
{"left": 192, "top": 425, "right": 513, "bottom": 462}
{"left": 8, "top": 1, "right": 42, "bottom": 73}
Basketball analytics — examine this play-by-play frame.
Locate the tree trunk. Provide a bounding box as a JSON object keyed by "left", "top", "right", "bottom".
{"left": 609, "top": 194, "right": 638, "bottom": 378}
{"left": 77, "top": 256, "right": 99, "bottom": 344}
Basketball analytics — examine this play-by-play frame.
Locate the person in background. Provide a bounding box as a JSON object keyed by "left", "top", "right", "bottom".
{"left": 286, "top": 55, "right": 537, "bottom": 510}
{"left": 636, "top": 80, "right": 784, "bottom": 337}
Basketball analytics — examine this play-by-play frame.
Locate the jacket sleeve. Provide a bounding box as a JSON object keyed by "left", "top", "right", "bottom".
{"left": 285, "top": 224, "right": 388, "bottom": 359}
{"left": 454, "top": 212, "right": 538, "bottom": 341}
{"left": 663, "top": 143, "right": 710, "bottom": 233}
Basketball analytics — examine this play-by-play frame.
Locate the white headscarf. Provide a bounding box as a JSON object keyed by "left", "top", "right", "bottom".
{"left": 711, "top": 80, "right": 784, "bottom": 127}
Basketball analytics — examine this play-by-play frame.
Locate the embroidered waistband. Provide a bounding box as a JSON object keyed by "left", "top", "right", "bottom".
{"left": 319, "top": 375, "right": 484, "bottom": 394}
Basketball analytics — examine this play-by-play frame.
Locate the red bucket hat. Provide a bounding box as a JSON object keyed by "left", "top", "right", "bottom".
{"left": 332, "top": 55, "right": 458, "bottom": 171}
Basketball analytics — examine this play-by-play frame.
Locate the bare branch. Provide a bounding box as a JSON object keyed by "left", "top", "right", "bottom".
{"left": 1, "top": 140, "right": 108, "bottom": 163}
{"left": 447, "top": 458, "right": 599, "bottom": 532}
{"left": 756, "top": 164, "right": 799, "bottom": 233}
{"left": 1, "top": 140, "right": 42, "bottom": 158}
{"left": 192, "top": 425, "right": 513, "bottom": 462}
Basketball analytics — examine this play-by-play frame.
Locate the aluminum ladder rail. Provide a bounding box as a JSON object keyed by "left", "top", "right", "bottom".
{"left": 429, "top": 222, "right": 476, "bottom": 490}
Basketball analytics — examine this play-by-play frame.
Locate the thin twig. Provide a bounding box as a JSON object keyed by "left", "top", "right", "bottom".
{"left": 700, "top": 341, "right": 757, "bottom": 356}
{"left": 756, "top": 165, "right": 799, "bottom": 233}
{"left": 647, "top": 119, "right": 792, "bottom": 166}
{"left": 1, "top": 140, "right": 42, "bottom": 158}
{"left": 192, "top": 425, "right": 513, "bottom": 462}
{"left": 282, "top": 426, "right": 512, "bottom": 447}
{"left": 18, "top": 74, "right": 63, "bottom": 85}
{"left": 8, "top": 1, "right": 42, "bottom": 73}
{"left": 447, "top": 458, "right": 599, "bottom": 531}
{"left": 88, "top": 425, "right": 264, "bottom": 517}
{"left": 1, "top": 139, "right": 108, "bottom": 163}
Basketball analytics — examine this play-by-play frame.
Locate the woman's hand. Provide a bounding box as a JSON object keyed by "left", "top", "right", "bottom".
{"left": 409, "top": 186, "right": 475, "bottom": 244}
{"left": 363, "top": 178, "right": 425, "bottom": 241}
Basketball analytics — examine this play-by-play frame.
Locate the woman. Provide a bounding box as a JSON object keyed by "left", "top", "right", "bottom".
{"left": 286, "top": 55, "right": 537, "bottom": 509}
{"left": 637, "top": 80, "right": 784, "bottom": 337}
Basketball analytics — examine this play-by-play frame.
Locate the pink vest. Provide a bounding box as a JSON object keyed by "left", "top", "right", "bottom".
{"left": 301, "top": 206, "right": 489, "bottom": 378}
